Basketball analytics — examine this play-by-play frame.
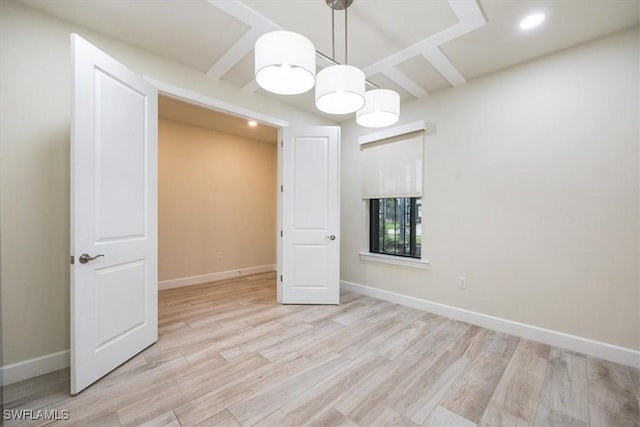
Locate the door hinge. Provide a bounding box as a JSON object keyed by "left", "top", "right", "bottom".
{"left": 280, "top": 185, "right": 283, "bottom": 192}
{"left": 280, "top": 275, "right": 283, "bottom": 282}
{"left": 280, "top": 230, "right": 283, "bottom": 237}
{"left": 280, "top": 140, "right": 283, "bottom": 148}
{"left": 70, "top": 255, "right": 74, "bottom": 265}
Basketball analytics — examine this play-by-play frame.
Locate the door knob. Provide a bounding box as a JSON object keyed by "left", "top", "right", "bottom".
{"left": 325, "top": 235, "right": 336, "bottom": 240}
{"left": 79, "top": 253, "right": 104, "bottom": 264}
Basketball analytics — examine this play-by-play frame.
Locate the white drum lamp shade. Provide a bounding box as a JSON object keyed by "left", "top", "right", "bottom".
{"left": 315, "top": 64, "right": 365, "bottom": 114}
{"left": 356, "top": 89, "right": 400, "bottom": 128}
{"left": 255, "top": 31, "right": 316, "bottom": 95}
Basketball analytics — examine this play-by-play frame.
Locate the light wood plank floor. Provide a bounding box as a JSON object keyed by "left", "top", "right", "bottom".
{"left": 4, "top": 272, "right": 639, "bottom": 426}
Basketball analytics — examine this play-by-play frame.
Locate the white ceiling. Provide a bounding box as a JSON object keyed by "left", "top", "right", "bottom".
{"left": 19, "top": 0, "right": 640, "bottom": 123}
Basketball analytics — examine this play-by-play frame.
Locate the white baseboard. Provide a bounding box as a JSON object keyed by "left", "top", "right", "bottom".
{"left": 159, "top": 264, "right": 276, "bottom": 290}
{"left": 341, "top": 280, "right": 640, "bottom": 368}
{"left": 1, "top": 350, "right": 70, "bottom": 386}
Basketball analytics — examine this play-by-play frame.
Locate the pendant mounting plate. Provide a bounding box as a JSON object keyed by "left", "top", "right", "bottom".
{"left": 326, "top": 0, "right": 353, "bottom": 11}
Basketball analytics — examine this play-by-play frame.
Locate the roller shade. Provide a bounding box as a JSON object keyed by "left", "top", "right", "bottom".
{"left": 361, "top": 130, "right": 424, "bottom": 199}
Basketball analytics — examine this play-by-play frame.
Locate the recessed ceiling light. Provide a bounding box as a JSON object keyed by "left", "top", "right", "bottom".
{"left": 520, "top": 13, "right": 545, "bottom": 30}
{"left": 248, "top": 120, "right": 258, "bottom": 127}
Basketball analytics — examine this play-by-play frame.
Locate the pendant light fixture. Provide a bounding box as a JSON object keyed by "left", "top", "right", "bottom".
{"left": 315, "top": 0, "right": 365, "bottom": 115}
{"left": 356, "top": 88, "right": 400, "bottom": 127}
{"left": 254, "top": 30, "right": 316, "bottom": 95}
{"left": 253, "top": 0, "right": 401, "bottom": 127}
{"left": 316, "top": 65, "right": 365, "bottom": 114}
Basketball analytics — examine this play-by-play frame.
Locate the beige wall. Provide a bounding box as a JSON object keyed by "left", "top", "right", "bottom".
{"left": 340, "top": 28, "right": 640, "bottom": 350}
{"left": 0, "top": 0, "right": 330, "bottom": 366}
{"left": 159, "top": 118, "right": 276, "bottom": 281}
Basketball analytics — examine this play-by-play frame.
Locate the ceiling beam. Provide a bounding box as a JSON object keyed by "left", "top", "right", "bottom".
{"left": 383, "top": 68, "right": 428, "bottom": 98}
{"left": 206, "top": 27, "right": 264, "bottom": 79}
{"left": 243, "top": 79, "right": 260, "bottom": 93}
{"left": 205, "top": 0, "right": 280, "bottom": 81}
{"left": 206, "top": 0, "right": 280, "bottom": 30}
{"left": 362, "top": 0, "right": 486, "bottom": 91}
{"left": 421, "top": 48, "right": 466, "bottom": 87}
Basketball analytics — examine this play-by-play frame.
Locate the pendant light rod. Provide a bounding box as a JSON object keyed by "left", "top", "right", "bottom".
{"left": 331, "top": 7, "right": 335, "bottom": 60}
{"left": 314, "top": 50, "right": 379, "bottom": 89}
{"left": 345, "top": 5, "right": 348, "bottom": 64}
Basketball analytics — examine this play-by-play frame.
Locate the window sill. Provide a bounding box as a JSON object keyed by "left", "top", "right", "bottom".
{"left": 359, "top": 252, "right": 430, "bottom": 270}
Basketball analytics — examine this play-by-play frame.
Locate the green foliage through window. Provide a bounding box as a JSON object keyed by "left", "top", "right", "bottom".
{"left": 370, "top": 197, "right": 421, "bottom": 258}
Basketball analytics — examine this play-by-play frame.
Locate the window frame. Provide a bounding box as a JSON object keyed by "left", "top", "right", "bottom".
{"left": 369, "top": 197, "right": 421, "bottom": 259}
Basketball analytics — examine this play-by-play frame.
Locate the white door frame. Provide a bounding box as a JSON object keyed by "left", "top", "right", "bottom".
{"left": 144, "top": 78, "right": 289, "bottom": 303}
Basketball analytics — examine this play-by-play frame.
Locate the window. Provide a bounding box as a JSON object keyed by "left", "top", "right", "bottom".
{"left": 360, "top": 120, "right": 427, "bottom": 265}
{"left": 370, "top": 197, "right": 422, "bottom": 258}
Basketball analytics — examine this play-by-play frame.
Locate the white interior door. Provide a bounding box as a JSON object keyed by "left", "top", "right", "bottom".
{"left": 280, "top": 126, "right": 340, "bottom": 304}
{"left": 70, "top": 34, "right": 158, "bottom": 394}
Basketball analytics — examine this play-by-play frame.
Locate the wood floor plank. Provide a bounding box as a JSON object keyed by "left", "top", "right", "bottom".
{"left": 332, "top": 299, "right": 392, "bottom": 326}
{"left": 631, "top": 366, "right": 640, "bottom": 404}
{"left": 194, "top": 409, "right": 241, "bottom": 427}
{"left": 281, "top": 351, "right": 388, "bottom": 425}
{"left": 439, "top": 350, "right": 511, "bottom": 423}
{"left": 183, "top": 320, "right": 283, "bottom": 363}
{"left": 306, "top": 408, "right": 358, "bottom": 427}
{"left": 250, "top": 410, "right": 295, "bottom": 427}
{"left": 219, "top": 322, "right": 314, "bottom": 361}
{"left": 240, "top": 304, "right": 308, "bottom": 327}
{"left": 334, "top": 350, "right": 425, "bottom": 425}
{"left": 482, "top": 330, "right": 520, "bottom": 359}
{"left": 144, "top": 318, "right": 242, "bottom": 361}
{"left": 300, "top": 298, "right": 369, "bottom": 326}
{"left": 373, "top": 319, "right": 428, "bottom": 360}
{"left": 45, "top": 353, "right": 191, "bottom": 426}
{"left": 534, "top": 348, "right": 589, "bottom": 426}
{"left": 137, "top": 410, "right": 181, "bottom": 427}
{"left": 5, "top": 273, "right": 639, "bottom": 427}
{"left": 389, "top": 350, "right": 469, "bottom": 425}
{"left": 313, "top": 306, "right": 417, "bottom": 362}
{"left": 407, "top": 319, "right": 469, "bottom": 357}
{"left": 423, "top": 405, "right": 477, "bottom": 427}
{"left": 374, "top": 314, "right": 444, "bottom": 360}
{"left": 338, "top": 317, "right": 408, "bottom": 360}
{"left": 446, "top": 325, "right": 490, "bottom": 359}
{"left": 229, "top": 352, "right": 350, "bottom": 427}
{"left": 479, "top": 339, "right": 549, "bottom": 426}
{"left": 293, "top": 324, "right": 364, "bottom": 362}
{"left": 117, "top": 353, "right": 264, "bottom": 426}
{"left": 258, "top": 321, "right": 344, "bottom": 362}
{"left": 588, "top": 357, "right": 640, "bottom": 426}
{"left": 158, "top": 319, "right": 191, "bottom": 335}
{"left": 3, "top": 368, "right": 70, "bottom": 410}
{"left": 275, "top": 304, "right": 343, "bottom": 327}
{"left": 174, "top": 352, "right": 311, "bottom": 426}
{"left": 367, "top": 406, "right": 418, "bottom": 427}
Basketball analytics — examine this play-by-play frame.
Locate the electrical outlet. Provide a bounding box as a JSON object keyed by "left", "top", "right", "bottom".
{"left": 217, "top": 251, "right": 223, "bottom": 260}
{"left": 458, "top": 276, "right": 467, "bottom": 289}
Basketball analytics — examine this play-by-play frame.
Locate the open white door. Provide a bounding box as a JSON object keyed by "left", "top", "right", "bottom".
{"left": 280, "top": 126, "right": 340, "bottom": 304}
{"left": 70, "top": 34, "right": 158, "bottom": 394}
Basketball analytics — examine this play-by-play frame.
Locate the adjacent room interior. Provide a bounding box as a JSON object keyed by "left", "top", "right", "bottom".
{"left": 157, "top": 95, "right": 278, "bottom": 290}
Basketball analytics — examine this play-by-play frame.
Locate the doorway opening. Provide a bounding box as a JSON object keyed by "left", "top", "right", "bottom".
{"left": 156, "top": 94, "right": 280, "bottom": 294}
